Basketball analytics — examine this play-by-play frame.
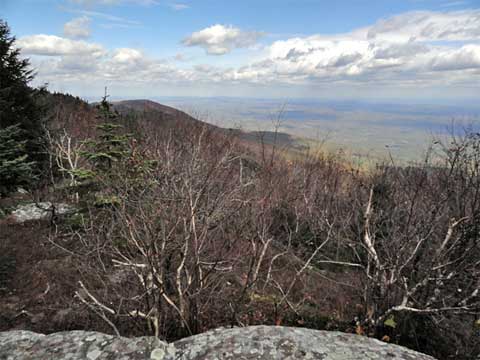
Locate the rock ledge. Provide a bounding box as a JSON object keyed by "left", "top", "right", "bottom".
{"left": 0, "top": 326, "right": 436, "bottom": 359}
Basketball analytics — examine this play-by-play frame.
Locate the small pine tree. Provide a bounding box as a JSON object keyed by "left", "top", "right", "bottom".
{"left": 82, "top": 93, "right": 130, "bottom": 173}
{"left": 78, "top": 93, "right": 156, "bottom": 205}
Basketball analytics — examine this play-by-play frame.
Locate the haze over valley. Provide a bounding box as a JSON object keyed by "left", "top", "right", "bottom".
{"left": 104, "top": 96, "right": 480, "bottom": 161}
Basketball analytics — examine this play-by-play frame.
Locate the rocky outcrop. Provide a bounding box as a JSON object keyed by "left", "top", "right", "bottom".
{"left": 0, "top": 326, "right": 436, "bottom": 359}
{"left": 10, "top": 202, "right": 76, "bottom": 223}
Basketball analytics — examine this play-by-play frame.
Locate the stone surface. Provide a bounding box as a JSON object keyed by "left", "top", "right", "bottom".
{"left": 173, "top": 326, "right": 435, "bottom": 360}
{"left": 0, "top": 330, "right": 167, "bottom": 360}
{"left": 0, "top": 326, "right": 436, "bottom": 360}
{"left": 10, "top": 202, "right": 76, "bottom": 223}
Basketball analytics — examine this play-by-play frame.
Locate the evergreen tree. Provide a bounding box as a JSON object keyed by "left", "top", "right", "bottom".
{"left": 83, "top": 93, "right": 130, "bottom": 172}
{"left": 0, "top": 19, "right": 46, "bottom": 195}
{"left": 0, "top": 124, "right": 36, "bottom": 196}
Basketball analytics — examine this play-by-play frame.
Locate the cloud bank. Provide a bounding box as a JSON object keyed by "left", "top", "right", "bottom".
{"left": 18, "top": 9, "right": 480, "bottom": 98}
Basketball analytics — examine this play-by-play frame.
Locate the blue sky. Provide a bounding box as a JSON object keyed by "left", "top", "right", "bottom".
{"left": 1, "top": 0, "right": 480, "bottom": 102}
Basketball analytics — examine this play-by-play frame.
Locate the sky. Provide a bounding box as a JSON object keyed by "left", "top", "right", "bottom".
{"left": 1, "top": 0, "right": 480, "bottom": 103}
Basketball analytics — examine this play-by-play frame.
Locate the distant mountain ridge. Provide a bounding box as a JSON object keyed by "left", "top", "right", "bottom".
{"left": 112, "top": 99, "right": 305, "bottom": 151}
{"left": 112, "top": 99, "right": 213, "bottom": 128}
{"left": 113, "top": 99, "right": 185, "bottom": 116}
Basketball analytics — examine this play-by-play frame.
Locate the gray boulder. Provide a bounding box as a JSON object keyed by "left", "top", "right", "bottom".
{"left": 173, "top": 326, "right": 435, "bottom": 359}
{"left": 0, "top": 326, "right": 436, "bottom": 359}
{"left": 10, "top": 202, "right": 76, "bottom": 223}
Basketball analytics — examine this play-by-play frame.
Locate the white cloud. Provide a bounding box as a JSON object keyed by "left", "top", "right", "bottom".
{"left": 63, "top": 8, "right": 142, "bottom": 30}
{"left": 175, "top": 53, "right": 185, "bottom": 61}
{"left": 64, "top": 16, "right": 91, "bottom": 39}
{"left": 182, "top": 24, "right": 264, "bottom": 55}
{"left": 169, "top": 3, "right": 189, "bottom": 10}
{"left": 66, "top": 9, "right": 141, "bottom": 25}
{"left": 17, "top": 35, "right": 105, "bottom": 57}
{"left": 367, "top": 10, "right": 480, "bottom": 42}
{"left": 430, "top": 45, "right": 480, "bottom": 71}
{"left": 112, "top": 48, "right": 143, "bottom": 63}
{"left": 372, "top": 40, "right": 429, "bottom": 60}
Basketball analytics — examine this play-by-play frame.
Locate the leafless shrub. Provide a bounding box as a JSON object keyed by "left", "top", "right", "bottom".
{"left": 47, "top": 107, "right": 479, "bottom": 358}
{"left": 344, "top": 129, "right": 480, "bottom": 357}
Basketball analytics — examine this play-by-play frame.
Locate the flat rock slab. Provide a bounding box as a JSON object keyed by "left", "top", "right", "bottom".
{"left": 0, "top": 326, "right": 436, "bottom": 360}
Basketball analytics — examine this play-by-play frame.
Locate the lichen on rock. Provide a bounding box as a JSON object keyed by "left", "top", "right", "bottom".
{"left": 0, "top": 330, "right": 167, "bottom": 360}
{"left": 0, "top": 326, "right": 436, "bottom": 359}
{"left": 172, "top": 326, "right": 435, "bottom": 360}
